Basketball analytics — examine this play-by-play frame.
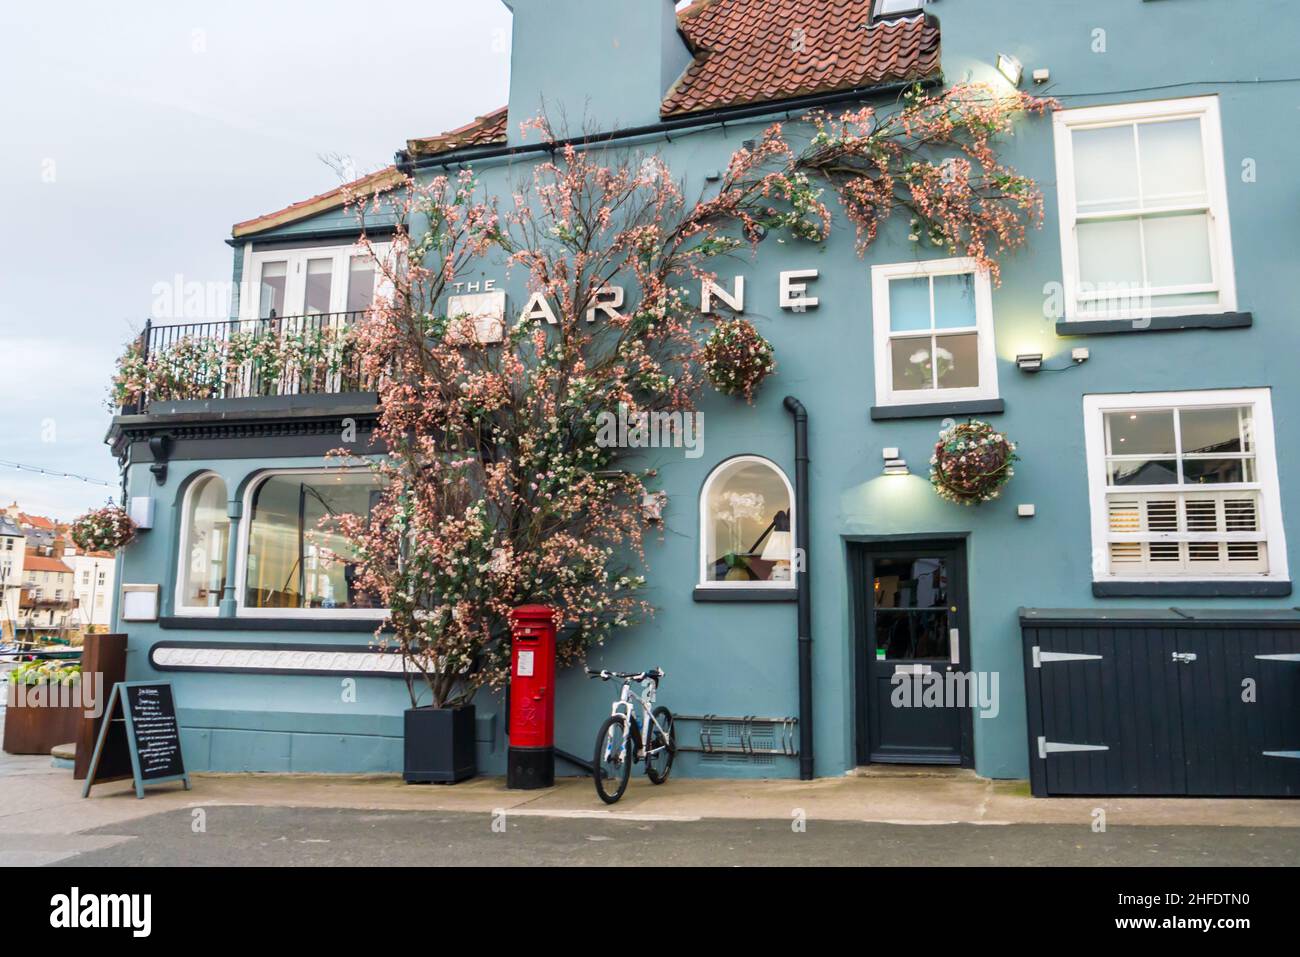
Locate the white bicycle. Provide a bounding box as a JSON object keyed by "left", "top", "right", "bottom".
{"left": 587, "top": 668, "right": 675, "bottom": 804}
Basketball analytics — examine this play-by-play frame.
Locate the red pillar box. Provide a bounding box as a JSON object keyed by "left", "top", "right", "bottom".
{"left": 507, "top": 604, "right": 557, "bottom": 789}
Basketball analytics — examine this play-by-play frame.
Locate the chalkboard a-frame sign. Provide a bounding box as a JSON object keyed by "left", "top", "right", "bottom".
{"left": 82, "top": 681, "right": 191, "bottom": 799}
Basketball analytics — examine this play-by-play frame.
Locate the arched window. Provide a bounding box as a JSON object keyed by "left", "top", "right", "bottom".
{"left": 177, "top": 474, "right": 230, "bottom": 613}
{"left": 699, "top": 456, "right": 795, "bottom": 588}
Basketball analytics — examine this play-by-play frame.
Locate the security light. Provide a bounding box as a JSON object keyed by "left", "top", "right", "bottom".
{"left": 1016, "top": 353, "right": 1044, "bottom": 373}
{"left": 997, "top": 53, "right": 1023, "bottom": 87}
{"left": 883, "top": 458, "right": 910, "bottom": 476}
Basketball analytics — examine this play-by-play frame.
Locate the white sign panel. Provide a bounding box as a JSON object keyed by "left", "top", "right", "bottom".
{"left": 516, "top": 649, "right": 535, "bottom": 677}
{"left": 448, "top": 289, "right": 506, "bottom": 343}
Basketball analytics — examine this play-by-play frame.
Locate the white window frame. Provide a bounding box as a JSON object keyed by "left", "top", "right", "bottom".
{"left": 174, "top": 472, "right": 229, "bottom": 618}
{"left": 697, "top": 455, "right": 797, "bottom": 591}
{"left": 871, "top": 257, "right": 999, "bottom": 408}
{"left": 239, "top": 242, "right": 388, "bottom": 322}
{"left": 1053, "top": 96, "right": 1237, "bottom": 323}
{"left": 235, "top": 467, "right": 388, "bottom": 620}
{"left": 1083, "top": 388, "right": 1288, "bottom": 583}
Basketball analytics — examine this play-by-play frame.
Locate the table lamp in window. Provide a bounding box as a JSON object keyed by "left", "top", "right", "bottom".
{"left": 759, "top": 509, "right": 792, "bottom": 581}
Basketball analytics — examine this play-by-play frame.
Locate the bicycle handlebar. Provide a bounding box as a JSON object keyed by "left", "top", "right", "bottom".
{"left": 586, "top": 668, "right": 664, "bottom": 682}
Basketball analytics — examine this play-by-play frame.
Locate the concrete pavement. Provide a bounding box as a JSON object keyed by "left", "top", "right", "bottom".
{"left": 4, "top": 738, "right": 1299, "bottom": 865}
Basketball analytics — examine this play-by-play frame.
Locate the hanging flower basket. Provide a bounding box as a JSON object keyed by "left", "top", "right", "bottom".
{"left": 700, "top": 318, "right": 775, "bottom": 402}
{"left": 929, "top": 420, "right": 1018, "bottom": 506}
{"left": 70, "top": 503, "right": 138, "bottom": 552}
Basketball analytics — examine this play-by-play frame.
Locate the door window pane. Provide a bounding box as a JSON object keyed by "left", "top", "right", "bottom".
{"left": 179, "top": 475, "right": 229, "bottom": 609}
{"left": 258, "top": 261, "right": 288, "bottom": 319}
{"left": 304, "top": 258, "right": 333, "bottom": 315}
{"left": 346, "top": 256, "right": 376, "bottom": 313}
{"left": 245, "top": 472, "right": 382, "bottom": 610}
{"left": 874, "top": 557, "right": 948, "bottom": 607}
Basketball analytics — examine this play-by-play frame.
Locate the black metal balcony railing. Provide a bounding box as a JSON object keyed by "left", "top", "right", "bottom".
{"left": 127, "top": 311, "right": 371, "bottom": 410}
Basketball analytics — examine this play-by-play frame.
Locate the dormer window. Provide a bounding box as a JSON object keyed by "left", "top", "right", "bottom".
{"left": 874, "top": 0, "right": 927, "bottom": 20}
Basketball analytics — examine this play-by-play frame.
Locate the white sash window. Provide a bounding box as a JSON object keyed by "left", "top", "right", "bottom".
{"left": 1084, "top": 390, "right": 1287, "bottom": 582}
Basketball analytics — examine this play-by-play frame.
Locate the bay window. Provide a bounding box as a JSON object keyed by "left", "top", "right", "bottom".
{"left": 240, "top": 470, "right": 383, "bottom": 616}
{"left": 871, "top": 258, "right": 998, "bottom": 409}
{"left": 1053, "top": 97, "right": 1236, "bottom": 322}
{"left": 1083, "top": 389, "right": 1288, "bottom": 585}
{"left": 699, "top": 456, "right": 795, "bottom": 590}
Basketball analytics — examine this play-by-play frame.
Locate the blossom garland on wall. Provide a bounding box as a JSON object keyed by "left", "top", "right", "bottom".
{"left": 930, "top": 420, "right": 1018, "bottom": 506}
{"left": 699, "top": 318, "right": 776, "bottom": 401}
{"left": 70, "top": 502, "right": 137, "bottom": 552}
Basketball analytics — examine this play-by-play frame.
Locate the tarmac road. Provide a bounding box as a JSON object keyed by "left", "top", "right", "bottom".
{"left": 55, "top": 805, "right": 1300, "bottom": 866}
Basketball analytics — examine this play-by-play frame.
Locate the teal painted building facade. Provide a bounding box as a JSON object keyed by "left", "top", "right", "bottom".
{"left": 108, "top": 0, "right": 1300, "bottom": 781}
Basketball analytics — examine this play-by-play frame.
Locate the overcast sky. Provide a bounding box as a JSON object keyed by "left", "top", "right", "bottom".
{"left": 0, "top": 0, "right": 512, "bottom": 520}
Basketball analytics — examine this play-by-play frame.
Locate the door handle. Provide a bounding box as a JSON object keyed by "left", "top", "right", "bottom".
{"left": 950, "top": 628, "right": 960, "bottom": 666}
{"left": 894, "top": 664, "right": 931, "bottom": 675}
{"left": 1171, "top": 652, "right": 1198, "bottom": 664}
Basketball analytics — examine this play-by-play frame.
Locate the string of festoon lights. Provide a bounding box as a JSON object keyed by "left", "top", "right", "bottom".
{"left": 0, "top": 459, "right": 116, "bottom": 489}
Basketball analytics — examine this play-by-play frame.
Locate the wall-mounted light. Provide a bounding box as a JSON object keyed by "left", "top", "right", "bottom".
{"left": 882, "top": 448, "right": 910, "bottom": 476}
{"left": 997, "top": 53, "right": 1023, "bottom": 87}
{"left": 1016, "top": 353, "right": 1044, "bottom": 373}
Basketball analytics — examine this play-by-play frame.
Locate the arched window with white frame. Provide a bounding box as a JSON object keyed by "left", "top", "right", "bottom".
{"left": 699, "top": 455, "right": 795, "bottom": 589}
{"left": 176, "top": 473, "right": 230, "bottom": 615}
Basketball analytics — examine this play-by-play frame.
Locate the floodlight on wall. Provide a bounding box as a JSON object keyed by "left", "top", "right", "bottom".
{"left": 882, "top": 448, "right": 910, "bottom": 476}
{"left": 997, "top": 53, "right": 1023, "bottom": 87}
{"left": 1016, "top": 352, "right": 1044, "bottom": 373}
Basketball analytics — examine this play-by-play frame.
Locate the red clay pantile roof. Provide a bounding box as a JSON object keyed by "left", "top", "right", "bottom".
{"left": 19, "top": 513, "right": 55, "bottom": 530}
{"left": 232, "top": 165, "right": 405, "bottom": 238}
{"left": 665, "top": 0, "right": 940, "bottom": 117}
{"left": 24, "top": 554, "right": 73, "bottom": 574}
{"left": 406, "top": 107, "right": 509, "bottom": 158}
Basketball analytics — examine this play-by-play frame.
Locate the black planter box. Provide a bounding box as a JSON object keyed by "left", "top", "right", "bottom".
{"left": 404, "top": 705, "right": 477, "bottom": 784}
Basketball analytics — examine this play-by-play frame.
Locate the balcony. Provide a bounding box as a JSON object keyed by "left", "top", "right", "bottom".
{"left": 117, "top": 312, "right": 373, "bottom": 413}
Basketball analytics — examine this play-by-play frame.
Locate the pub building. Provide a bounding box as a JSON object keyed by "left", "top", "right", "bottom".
{"left": 106, "top": 0, "right": 1300, "bottom": 796}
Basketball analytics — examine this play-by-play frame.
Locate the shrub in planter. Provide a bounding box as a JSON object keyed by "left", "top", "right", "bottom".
{"left": 70, "top": 503, "right": 137, "bottom": 552}
{"left": 930, "top": 420, "right": 1018, "bottom": 506}
{"left": 700, "top": 318, "right": 775, "bottom": 402}
{"left": 3, "top": 662, "right": 85, "bottom": 755}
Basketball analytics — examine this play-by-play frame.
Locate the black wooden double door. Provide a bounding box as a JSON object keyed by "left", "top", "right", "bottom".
{"left": 1025, "top": 622, "right": 1300, "bottom": 797}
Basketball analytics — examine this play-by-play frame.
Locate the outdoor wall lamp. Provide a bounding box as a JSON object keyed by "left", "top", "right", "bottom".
{"left": 1015, "top": 353, "right": 1044, "bottom": 373}
{"left": 997, "top": 53, "right": 1023, "bottom": 87}
{"left": 882, "top": 447, "right": 910, "bottom": 476}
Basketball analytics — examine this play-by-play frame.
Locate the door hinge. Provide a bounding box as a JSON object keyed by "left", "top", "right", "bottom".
{"left": 1037, "top": 736, "right": 1109, "bottom": 760}
{"left": 1032, "top": 646, "right": 1104, "bottom": 669}
{"left": 1263, "top": 751, "right": 1300, "bottom": 760}
{"left": 1256, "top": 653, "right": 1300, "bottom": 662}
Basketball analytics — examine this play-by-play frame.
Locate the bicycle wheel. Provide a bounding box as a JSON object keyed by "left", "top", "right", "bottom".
{"left": 646, "top": 706, "right": 675, "bottom": 784}
{"left": 593, "top": 715, "right": 632, "bottom": 804}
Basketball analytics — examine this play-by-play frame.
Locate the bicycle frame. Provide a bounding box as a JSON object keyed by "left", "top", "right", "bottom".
{"left": 605, "top": 676, "right": 669, "bottom": 764}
